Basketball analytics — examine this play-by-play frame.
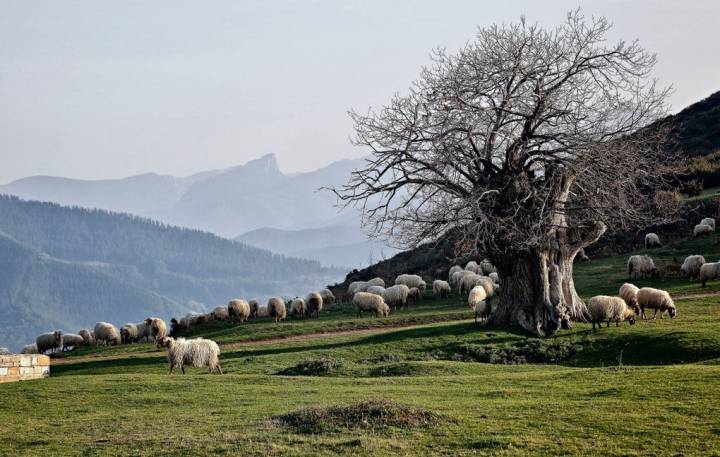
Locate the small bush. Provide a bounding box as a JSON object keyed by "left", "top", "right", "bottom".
{"left": 367, "top": 362, "right": 458, "bottom": 377}
{"left": 273, "top": 399, "right": 449, "bottom": 433}
{"left": 457, "top": 338, "right": 586, "bottom": 364}
{"left": 276, "top": 357, "right": 344, "bottom": 376}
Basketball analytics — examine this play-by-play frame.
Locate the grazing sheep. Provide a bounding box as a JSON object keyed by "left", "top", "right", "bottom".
{"left": 475, "top": 276, "right": 496, "bottom": 298}
{"left": 228, "top": 299, "right": 251, "bottom": 322}
{"left": 144, "top": 317, "right": 168, "bottom": 342}
{"left": 465, "top": 260, "right": 481, "bottom": 273}
{"left": 408, "top": 287, "right": 421, "bottom": 305}
{"left": 450, "top": 270, "right": 472, "bottom": 289}
{"left": 157, "top": 336, "right": 222, "bottom": 375}
{"left": 448, "top": 265, "right": 463, "bottom": 283}
{"left": 468, "top": 285, "right": 488, "bottom": 310}
{"left": 680, "top": 255, "right": 706, "bottom": 279}
{"left": 21, "top": 343, "right": 38, "bottom": 354}
{"left": 619, "top": 283, "right": 641, "bottom": 314}
{"left": 367, "top": 277, "right": 385, "bottom": 287}
{"left": 586, "top": 296, "right": 636, "bottom": 330}
{"left": 288, "top": 298, "right": 306, "bottom": 318}
{"left": 636, "top": 287, "right": 676, "bottom": 320}
{"left": 694, "top": 223, "right": 713, "bottom": 238}
{"left": 644, "top": 233, "right": 661, "bottom": 249}
{"left": 94, "top": 322, "right": 121, "bottom": 346}
{"left": 305, "top": 292, "right": 324, "bottom": 318}
{"left": 459, "top": 273, "right": 486, "bottom": 296}
{"left": 62, "top": 333, "right": 84, "bottom": 351}
{"left": 353, "top": 292, "right": 390, "bottom": 318}
{"left": 249, "top": 300, "right": 260, "bottom": 318}
{"left": 320, "top": 289, "right": 336, "bottom": 305}
{"left": 383, "top": 284, "right": 410, "bottom": 309}
{"left": 211, "top": 306, "right": 230, "bottom": 321}
{"left": 433, "top": 280, "right": 451, "bottom": 298}
{"left": 35, "top": 331, "right": 63, "bottom": 354}
{"left": 120, "top": 323, "right": 139, "bottom": 344}
{"left": 135, "top": 321, "right": 152, "bottom": 343}
{"left": 78, "top": 329, "right": 94, "bottom": 346}
{"left": 394, "top": 274, "right": 426, "bottom": 291}
{"left": 627, "top": 255, "right": 658, "bottom": 279}
{"left": 480, "top": 259, "right": 496, "bottom": 275}
{"left": 699, "top": 262, "right": 720, "bottom": 288}
{"left": 474, "top": 300, "right": 491, "bottom": 324}
{"left": 366, "top": 285, "right": 386, "bottom": 297}
{"left": 348, "top": 281, "right": 370, "bottom": 296}
{"left": 701, "top": 217, "right": 716, "bottom": 230}
{"left": 268, "top": 297, "right": 287, "bottom": 322}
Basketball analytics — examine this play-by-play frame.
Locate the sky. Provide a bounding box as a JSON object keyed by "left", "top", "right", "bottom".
{"left": 1, "top": 0, "right": 718, "bottom": 184}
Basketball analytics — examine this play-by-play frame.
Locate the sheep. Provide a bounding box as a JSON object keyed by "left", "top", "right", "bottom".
{"left": 21, "top": 343, "right": 38, "bottom": 354}
{"left": 156, "top": 336, "right": 222, "bottom": 374}
{"left": 480, "top": 259, "right": 496, "bottom": 275}
{"left": 448, "top": 265, "right": 463, "bottom": 283}
{"left": 367, "top": 277, "right": 385, "bottom": 287}
{"left": 211, "top": 306, "right": 230, "bottom": 321}
{"left": 136, "top": 321, "right": 152, "bottom": 342}
{"left": 62, "top": 333, "right": 84, "bottom": 351}
{"left": 144, "top": 317, "right": 168, "bottom": 342}
{"left": 433, "top": 280, "right": 451, "bottom": 298}
{"left": 353, "top": 292, "right": 390, "bottom": 318}
{"left": 644, "top": 233, "right": 661, "bottom": 249}
{"left": 249, "top": 300, "right": 260, "bottom": 318}
{"left": 619, "top": 283, "right": 641, "bottom": 315}
{"left": 320, "top": 289, "right": 336, "bottom": 305}
{"left": 474, "top": 300, "right": 491, "bottom": 324}
{"left": 228, "top": 299, "right": 251, "bottom": 322}
{"left": 120, "top": 323, "right": 139, "bottom": 344}
{"left": 383, "top": 284, "right": 410, "bottom": 309}
{"left": 701, "top": 217, "right": 716, "bottom": 231}
{"left": 459, "top": 273, "right": 485, "bottom": 296}
{"left": 366, "top": 285, "right": 386, "bottom": 297}
{"left": 451, "top": 270, "right": 473, "bottom": 289}
{"left": 268, "top": 297, "right": 287, "bottom": 322}
{"left": 78, "top": 329, "right": 94, "bottom": 346}
{"left": 694, "top": 223, "right": 713, "bottom": 238}
{"left": 475, "top": 276, "right": 496, "bottom": 298}
{"left": 288, "top": 298, "right": 306, "bottom": 318}
{"left": 394, "top": 274, "right": 426, "bottom": 291}
{"left": 680, "top": 255, "right": 706, "bottom": 279}
{"left": 408, "top": 287, "right": 422, "bottom": 305}
{"left": 94, "top": 322, "right": 121, "bottom": 346}
{"left": 699, "top": 262, "right": 720, "bottom": 287}
{"left": 488, "top": 272, "right": 500, "bottom": 284}
{"left": 348, "top": 281, "right": 369, "bottom": 296}
{"left": 35, "top": 331, "right": 63, "bottom": 354}
{"left": 627, "top": 255, "right": 658, "bottom": 279}
{"left": 636, "top": 287, "right": 676, "bottom": 320}
{"left": 305, "top": 292, "right": 324, "bottom": 318}
{"left": 586, "top": 296, "right": 636, "bottom": 330}
{"left": 468, "top": 285, "right": 487, "bottom": 310}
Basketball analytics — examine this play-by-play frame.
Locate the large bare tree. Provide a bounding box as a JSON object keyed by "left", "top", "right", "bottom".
{"left": 332, "top": 11, "right": 675, "bottom": 335}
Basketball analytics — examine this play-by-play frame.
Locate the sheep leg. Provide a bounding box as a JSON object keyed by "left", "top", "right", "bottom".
{"left": 181, "top": 365, "right": 185, "bottom": 374}
{"left": 652, "top": 309, "right": 658, "bottom": 320}
{"left": 168, "top": 365, "right": 174, "bottom": 375}
{"left": 606, "top": 320, "right": 611, "bottom": 328}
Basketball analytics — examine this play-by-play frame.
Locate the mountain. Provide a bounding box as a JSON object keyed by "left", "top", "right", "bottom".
{"left": 0, "top": 195, "right": 345, "bottom": 352}
{"left": 236, "top": 225, "right": 400, "bottom": 269}
{"left": 652, "top": 90, "right": 720, "bottom": 157}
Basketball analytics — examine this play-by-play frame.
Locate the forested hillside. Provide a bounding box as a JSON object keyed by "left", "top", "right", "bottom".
{"left": 0, "top": 195, "right": 344, "bottom": 351}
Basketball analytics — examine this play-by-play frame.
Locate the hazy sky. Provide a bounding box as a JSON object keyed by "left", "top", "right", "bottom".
{"left": 1, "top": 0, "right": 718, "bottom": 183}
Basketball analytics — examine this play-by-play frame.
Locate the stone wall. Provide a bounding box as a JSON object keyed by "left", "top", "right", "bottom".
{"left": 0, "top": 354, "right": 50, "bottom": 383}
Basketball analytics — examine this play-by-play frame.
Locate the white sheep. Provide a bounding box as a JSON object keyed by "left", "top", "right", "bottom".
{"left": 249, "top": 300, "right": 260, "bottom": 318}
{"left": 289, "top": 298, "right": 306, "bottom": 319}
{"left": 21, "top": 343, "right": 38, "bottom": 354}
{"left": 367, "top": 277, "right": 385, "bottom": 287}
{"left": 701, "top": 217, "right": 716, "bottom": 230}
{"left": 320, "top": 289, "right": 336, "bottom": 305}
{"left": 644, "top": 233, "right": 661, "bottom": 249}
{"left": 228, "top": 299, "right": 251, "bottom": 322}
{"left": 348, "top": 281, "right": 370, "bottom": 296}
{"left": 366, "top": 285, "right": 386, "bottom": 297}
{"left": 474, "top": 300, "right": 491, "bottom": 324}
{"left": 144, "top": 317, "right": 168, "bottom": 341}
{"left": 157, "top": 336, "right": 222, "bottom": 374}
{"left": 211, "top": 306, "right": 230, "bottom": 321}
{"left": 305, "top": 292, "right": 324, "bottom": 318}
{"left": 475, "top": 276, "right": 496, "bottom": 298}
{"left": 465, "top": 261, "right": 482, "bottom": 274}
{"left": 586, "top": 296, "right": 636, "bottom": 330}
{"left": 699, "top": 262, "right": 720, "bottom": 288}
{"left": 394, "top": 274, "right": 426, "bottom": 291}
{"left": 488, "top": 272, "right": 500, "bottom": 284}
{"left": 448, "top": 265, "right": 463, "bottom": 283}
{"left": 468, "top": 285, "right": 487, "bottom": 310}
{"left": 94, "top": 322, "right": 121, "bottom": 346}
{"left": 268, "top": 297, "right": 287, "bottom": 322}
{"left": 636, "top": 287, "right": 676, "bottom": 320}
{"left": 62, "top": 333, "right": 84, "bottom": 351}
{"left": 694, "top": 223, "right": 713, "bottom": 238}
{"left": 383, "top": 284, "right": 410, "bottom": 309}
{"left": 35, "top": 331, "right": 63, "bottom": 354}
{"left": 78, "top": 329, "right": 94, "bottom": 346}
{"left": 408, "top": 287, "right": 421, "bottom": 305}
{"left": 480, "top": 259, "right": 496, "bottom": 275}
{"left": 136, "top": 321, "right": 152, "bottom": 342}
{"left": 120, "top": 323, "right": 139, "bottom": 344}
{"left": 353, "top": 292, "right": 390, "bottom": 318}
{"left": 680, "top": 255, "right": 706, "bottom": 279}
{"left": 618, "top": 283, "right": 640, "bottom": 314}
{"left": 433, "top": 280, "right": 451, "bottom": 298}
{"left": 627, "top": 255, "right": 658, "bottom": 279}
{"left": 459, "top": 273, "right": 485, "bottom": 296}
{"left": 451, "top": 270, "right": 473, "bottom": 289}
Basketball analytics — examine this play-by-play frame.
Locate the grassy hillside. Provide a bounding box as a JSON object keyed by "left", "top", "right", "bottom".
{"left": 2, "top": 235, "right": 720, "bottom": 456}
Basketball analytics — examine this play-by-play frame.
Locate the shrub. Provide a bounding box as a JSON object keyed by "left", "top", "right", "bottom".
{"left": 275, "top": 357, "right": 344, "bottom": 376}
{"left": 457, "top": 338, "right": 587, "bottom": 364}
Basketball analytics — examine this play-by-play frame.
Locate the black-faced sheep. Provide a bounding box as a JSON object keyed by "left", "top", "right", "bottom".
{"left": 353, "top": 292, "right": 390, "bottom": 318}
{"left": 586, "top": 296, "right": 636, "bottom": 330}
{"left": 627, "top": 255, "right": 658, "bottom": 279}
{"left": 618, "top": 283, "right": 640, "bottom": 314}
{"left": 305, "top": 292, "right": 323, "bottom": 318}
{"left": 120, "top": 323, "right": 139, "bottom": 344}
{"left": 249, "top": 300, "right": 260, "bottom": 318}
{"left": 644, "top": 233, "right": 661, "bottom": 249}
{"left": 433, "top": 280, "right": 451, "bottom": 298}
{"left": 156, "top": 336, "right": 222, "bottom": 374}
{"left": 680, "top": 255, "right": 706, "bottom": 279}
{"left": 94, "top": 322, "right": 121, "bottom": 346}
{"left": 268, "top": 297, "right": 287, "bottom": 322}
{"left": 694, "top": 223, "right": 713, "bottom": 238}
{"left": 228, "top": 299, "right": 251, "bottom": 322}
{"left": 144, "top": 317, "right": 167, "bottom": 341}
{"left": 636, "top": 287, "right": 676, "bottom": 320}
{"left": 320, "top": 289, "right": 336, "bottom": 305}
{"left": 383, "top": 284, "right": 410, "bottom": 309}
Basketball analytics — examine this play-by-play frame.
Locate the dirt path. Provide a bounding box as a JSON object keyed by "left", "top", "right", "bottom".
{"left": 673, "top": 291, "right": 720, "bottom": 300}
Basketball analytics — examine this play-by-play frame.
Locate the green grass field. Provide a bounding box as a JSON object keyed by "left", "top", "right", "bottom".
{"left": 3, "top": 236, "right": 720, "bottom": 456}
